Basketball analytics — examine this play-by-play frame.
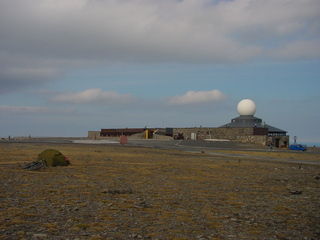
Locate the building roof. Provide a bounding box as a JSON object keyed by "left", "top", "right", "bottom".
{"left": 221, "top": 115, "right": 287, "bottom": 134}
{"left": 264, "top": 124, "right": 287, "bottom": 133}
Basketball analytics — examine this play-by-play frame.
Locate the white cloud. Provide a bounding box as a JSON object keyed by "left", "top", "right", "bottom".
{"left": 169, "top": 89, "right": 226, "bottom": 105}
{"left": 51, "top": 88, "right": 135, "bottom": 104}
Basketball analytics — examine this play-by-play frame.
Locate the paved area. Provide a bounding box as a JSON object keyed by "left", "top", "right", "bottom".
{"left": 72, "top": 139, "right": 118, "bottom": 144}
{"left": 127, "top": 139, "right": 265, "bottom": 150}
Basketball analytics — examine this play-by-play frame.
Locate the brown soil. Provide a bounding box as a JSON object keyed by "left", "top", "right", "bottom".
{"left": 0, "top": 143, "right": 319, "bottom": 240}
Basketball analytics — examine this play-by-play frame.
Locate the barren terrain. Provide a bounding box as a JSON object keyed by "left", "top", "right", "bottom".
{"left": 0, "top": 142, "right": 320, "bottom": 240}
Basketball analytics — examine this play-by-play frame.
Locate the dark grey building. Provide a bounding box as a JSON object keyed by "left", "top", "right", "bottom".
{"left": 220, "top": 114, "right": 288, "bottom": 147}
{"left": 222, "top": 115, "right": 287, "bottom": 136}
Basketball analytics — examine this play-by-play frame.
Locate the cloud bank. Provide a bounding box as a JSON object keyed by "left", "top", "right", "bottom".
{"left": 1, "top": 0, "right": 320, "bottom": 91}
{"left": 169, "top": 89, "right": 226, "bottom": 105}
{"left": 0, "top": 105, "right": 74, "bottom": 114}
{"left": 0, "top": 105, "right": 49, "bottom": 113}
{"left": 51, "top": 88, "right": 226, "bottom": 105}
{"left": 51, "top": 88, "right": 135, "bottom": 104}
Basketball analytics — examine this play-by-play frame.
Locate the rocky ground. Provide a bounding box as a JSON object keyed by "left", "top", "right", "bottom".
{"left": 0, "top": 143, "right": 320, "bottom": 240}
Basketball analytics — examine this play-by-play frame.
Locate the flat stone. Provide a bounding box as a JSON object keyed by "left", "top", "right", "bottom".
{"left": 32, "top": 233, "right": 47, "bottom": 239}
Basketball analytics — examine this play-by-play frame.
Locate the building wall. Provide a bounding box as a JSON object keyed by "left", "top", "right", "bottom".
{"left": 89, "top": 127, "right": 289, "bottom": 147}
{"left": 173, "top": 127, "right": 270, "bottom": 146}
{"left": 173, "top": 127, "right": 213, "bottom": 140}
{"left": 88, "top": 130, "right": 150, "bottom": 140}
{"left": 235, "top": 135, "right": 268, "bottom": 146}
{"left": 174, "top": 127, "right": 256, "bottom": 138}
{"left": 88, "top": 131, "right": 101, "bottom": 140}
{"left": 267, "top": 136, "right": 289, "bottom": 148}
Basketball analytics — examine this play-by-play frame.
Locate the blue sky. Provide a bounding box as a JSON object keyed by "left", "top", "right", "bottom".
{"left": 0, "top": 0, "right": 320, "bottom": 143}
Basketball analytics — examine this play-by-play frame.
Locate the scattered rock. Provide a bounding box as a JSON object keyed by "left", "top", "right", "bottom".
{"left": 289, "top": 190, "right": 302, "bottom": 195}
{"left": 129, "top": 233, "right": 143, "bottom": 239}
{"left": 17, "top": 231, "right": 25, "bottom": 236}
{"left": 104, "top": 189, "right": 133, "bottom": 194}
{"left": 196, "top": 234, "right": 207, "bottom": 240}
{"left": 134, "top": 200, "right": 150, "bottom": 209}
{"left": 32, "top": 233, "right": 47, "bottom": 239}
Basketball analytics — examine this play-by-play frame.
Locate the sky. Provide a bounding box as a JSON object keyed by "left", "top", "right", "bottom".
{"left": 0, "top": 0, "right": 320, "bottom": 143}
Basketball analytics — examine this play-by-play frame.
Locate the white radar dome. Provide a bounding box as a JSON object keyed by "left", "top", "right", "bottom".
{"left": 237, "top": 99, "right": 256, "bottom": 116}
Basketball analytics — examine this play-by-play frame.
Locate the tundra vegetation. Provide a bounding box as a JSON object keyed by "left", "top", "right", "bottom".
{"left": 0, "top": 143, "right": 319, "bottom": 239}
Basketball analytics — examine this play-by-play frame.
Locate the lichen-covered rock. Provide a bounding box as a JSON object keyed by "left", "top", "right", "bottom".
{"left": 37, "top": 149, "right": 70, "bottom": 167}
